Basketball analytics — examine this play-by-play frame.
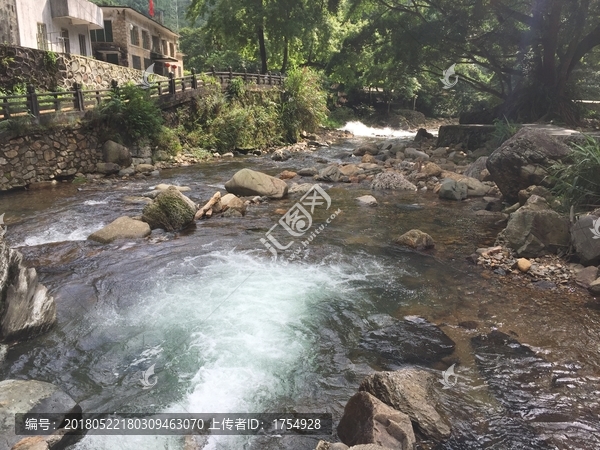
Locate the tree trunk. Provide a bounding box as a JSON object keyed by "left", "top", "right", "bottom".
{"left": 257, "top": 26, "right": 268, "bottom": 74}
{"left": 281, "top": 37, "right": 289, "bottom": 73}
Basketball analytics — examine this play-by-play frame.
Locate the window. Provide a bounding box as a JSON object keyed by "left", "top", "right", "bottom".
{"left": 142, "top": 30, "right": 150, "bottom": 50}
{"left": 106, "top": 54, "right": 119, "bottom": 65}
{"left": 90, "top": 21, "right": 113, "bottom": 43}
{"left": 60, "top": 29, "right": 70, "bottom": 54}
{"left": 79, "top": 34, "right": 87, "bottom": 56}
{"left": 132, "top": 55, "right": 142, "bottom": 70}
{"left": 144, "top": 58, "right": 152, "bottom": 69}
{"left": 151, "top": 36, "right": 160, "bottom": 53}
{"left": 130, "top": 25, "right": 140, "bottom": 46}
{"left": 161, "top": 39, "right": 167, "bottom": 55}
{"left": 169, "top": 42, "right": 174, "bottom": 57}
{"left": 36, "top": 23, "right": 48, "bottom": 50}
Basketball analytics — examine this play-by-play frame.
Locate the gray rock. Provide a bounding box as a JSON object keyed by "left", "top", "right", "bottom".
{"left": 431, "top": 147, "right": 448, "bottom": 157}
{"left": 0, "top": 239, "right": 56, "bottom": 342}
{"left": 404, "top": 147, "right": 430, "bottom": 160}
{"left": 575, "top": 266, "right": 598, "bottom": 288}
{"left": 222, "top": 208, "right": 243, "bottom": 218}
{"left": 135, "top": 164, "right": 155, "bottom": 173}
{"left": 371, "top": 172, "right": 417, "bottom": 191}
{"left": 463, "top": 156, "right": 488, "bottom": 180}
{"left": 0, "top": 379, "right": 81, "bottom": 450}
{"left": 497, "top": 195, "right": 570, "bottom": 257}
{"left": 95, "top": 162, "right": 120, "bottom": 175}
{"left": 438, "top": 178, "right": 468, "bottom": 201}
{"left": 518, "top": 185, "right": 553, "bottom": 206}
{"left": 154, "top": 184, "right": 192, "bottom": 192}
{"left": 102, "top": 140, "right": 132, "bottom": 167}
{"left": 389, "top": 144, "right": 406, "bottom": 156}
{"left": 88, "top": 217, "right": 151, "bottom": 244}
{"left": 315, "top": 165, "right": 344, "bottom": 182}
{"left": 118, "top": 168, "right": 135, "bottom": 176}
{"left": 142, "top": 189, "right": 197, "bottom": 231}
{"left": 271, "top": 149, "right": 292, "bottom": 161}
{"left": 353, "top": 144, "right": 380, "bottom": 156}
{"left": 486, "top": 128, "right": 571, "bottom": 202}
{"left": 289, "top": 183, "right": 317, "bottom": 196}
{"left": 356, "top": 195, "right": 378, "bottom": 206}
{"left": 225, "top": 168, "right": 289, "bottom": 199}
{"left": 589, "top": 278, "right": 600, "bottom": 296}
{"left": 460, "top": 176, "right": 490, "bottom": 197}
{"left": 359, "top": 369, "right": 451, "bottom": 440}
{"left": 571, "top": 215, "right": 600, "bottom": 265}
{"left": 337, "top": 391, "right": 416, "bottom": 449}
{"left": 298, "top": 167, "right": 318, "bottom": 177}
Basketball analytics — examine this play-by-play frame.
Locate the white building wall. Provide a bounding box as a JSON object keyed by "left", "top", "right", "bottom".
{"left": 14, "top": 0, "right": 96, "bottom": 56}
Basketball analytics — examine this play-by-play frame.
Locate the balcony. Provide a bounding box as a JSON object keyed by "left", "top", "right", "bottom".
{"left": 150, "top": 51, "right": 178, "bottom": 63}
{"left": 50, "top": 0, "right": 103, "bottom": 29}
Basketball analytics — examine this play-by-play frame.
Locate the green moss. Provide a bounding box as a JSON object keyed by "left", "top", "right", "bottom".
{"left": 142, "top": 190, "right": 196, "bottom": 231}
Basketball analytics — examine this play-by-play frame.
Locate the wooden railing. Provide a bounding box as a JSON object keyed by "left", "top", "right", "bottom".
{"left": 0, "top": 69, "right": 285, "bottom": 121}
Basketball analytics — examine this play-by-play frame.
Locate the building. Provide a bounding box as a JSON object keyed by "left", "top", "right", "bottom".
{"left": 0, "top": 0, "right": 104, "bottom": 56}
{"left": 92, "top": 7, "right": 184, "bottom": 78}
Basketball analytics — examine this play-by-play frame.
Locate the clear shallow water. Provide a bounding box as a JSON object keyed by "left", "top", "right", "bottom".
{"left": 1, "top": 138, "right": 600, "bottom": 450}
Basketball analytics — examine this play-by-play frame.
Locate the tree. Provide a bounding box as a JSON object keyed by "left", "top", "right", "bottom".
{"left": 339, "top": 0, "right": 600, "bottom": 124}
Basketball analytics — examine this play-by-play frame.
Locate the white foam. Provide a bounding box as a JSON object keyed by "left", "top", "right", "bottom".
{"left": 16, "top": 222, "right": 105, "bottom": 247}
{"left": 339, "top": 120, "right": 436, "bottom": 138}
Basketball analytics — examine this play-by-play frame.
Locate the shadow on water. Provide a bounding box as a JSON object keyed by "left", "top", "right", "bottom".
{"left": 1, "top": 139, "right": 600, "bottom": 449}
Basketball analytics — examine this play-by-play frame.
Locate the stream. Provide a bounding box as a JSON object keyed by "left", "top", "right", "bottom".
{"left": 1, "top": 132, "right": 600, "bottom": 449}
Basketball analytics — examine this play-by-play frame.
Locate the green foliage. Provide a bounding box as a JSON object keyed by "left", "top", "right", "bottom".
{"left": 92, "top": 83, "right": 163, "bottom": 144}
{"left": 0, "top": 114, "right": 37, "bottom": 138}
{"left": 324, "top": 106, "right": 356, "bottom": 128}
{"left": 226, "top": 77, "right": 246, "bottom": 100}
{"left": 490, "top": 116, "right": 521, "bottom": 148}
{"left": 550, "top": 137, "right": 600, "bottom": 209}
{"left": 43, "top": 51, "right": 59, "bottom": 71}
{"left": 281, "top": 68, "right": 328, "bottom": 141}
{"left": 155, "top": 126, "right": 183, "bottom": 156}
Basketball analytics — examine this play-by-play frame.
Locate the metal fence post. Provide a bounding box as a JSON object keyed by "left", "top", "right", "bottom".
{"left": 27, "top": 84, "right": 40, "bottom": 117}
{"left": 73, "top": 82, "right": 85, "bottom": 111}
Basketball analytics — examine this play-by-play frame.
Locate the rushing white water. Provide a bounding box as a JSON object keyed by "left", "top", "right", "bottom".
{"left": 16, "top": 221, "right": 105, "bottom": 247}
{"left": 71, "top": 250, "right": 383, "bottom": 450}
{"left": 339, "top": 120, "right": 436, "bottom": 138}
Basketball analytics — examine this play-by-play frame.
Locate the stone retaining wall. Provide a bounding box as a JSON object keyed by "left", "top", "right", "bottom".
{"left": 0, "top": 45, "right": 166, "bottom": 91}
{"left": 0, "top": 126, "right": 101, "bottom": 190}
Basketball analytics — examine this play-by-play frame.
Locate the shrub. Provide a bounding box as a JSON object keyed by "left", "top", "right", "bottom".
{"left": 490, "top": 116, "right": 520, "bottom": 148}
{"left": 93, "top": 83, "right": 163, "bottom": 144}
{"left": 155, "top": 126, "right": 183, "bottom": 156}
{"left": 550, "top": 136, "right": 600, "bottom": 209}
{"left": 281, "top": 68, "right": 328, "bottom": 141}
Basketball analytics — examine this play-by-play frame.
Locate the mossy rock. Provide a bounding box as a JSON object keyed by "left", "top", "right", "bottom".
{"left": 142, "top": 188, "right": 197, "bottom": 231}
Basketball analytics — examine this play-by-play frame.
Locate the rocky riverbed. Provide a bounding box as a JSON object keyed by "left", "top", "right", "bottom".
{"left": 1, "top": 124, "right": 600, "bottom": 450}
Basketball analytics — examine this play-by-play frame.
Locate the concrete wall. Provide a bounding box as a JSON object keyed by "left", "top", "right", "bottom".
{"left": 0, "top": 0, "right": 19, "bottom": 45}
{"left": 0, "top": 126, "right": 101, "bottom": 190}
{"left": 14, "top": 0, "right": 100, "bottom": 56}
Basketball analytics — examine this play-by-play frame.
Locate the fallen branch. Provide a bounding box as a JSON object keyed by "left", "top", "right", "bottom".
{"left": 195, "top": 192, "right": 221, "bottom": 220}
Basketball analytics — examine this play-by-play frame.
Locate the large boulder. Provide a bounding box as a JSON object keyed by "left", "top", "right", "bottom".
{"left": 353, "top": 143, "right": 380, "bottom": 156}
{"left": 88, "top": 217, "right": 151, "bottom": 244}
{"left": 486, "top": 128, "right": 571, "bottom": 202}
{"left": 496, "top": 195, "right": 570, "bottom": 257}
{"left": 359, "top": 317, "right": 455, "bottom": 365}
{"left": 371, "top": 172, "right": 417, "bottom": 191}
{"left": 225, "top": 168, "right": 288, "bottom": 199}
{"left": 315, "top": 165, "right": 344, "bottom": 183}
{"left": 0, "top": 379, "right": 82, "bottom": 450}
{"left": 95, "top": 162, "right": 120, "bottom": 175}
{"left": 359, "top": 369, "right": 452, "bottom": 441}
{"left": 0, "top": 238, "right": 56, "bottom": 342}
{"left": 463, "top": 156, "right": 488, "bottom": 180}
{"left": 142, "top": 188, "right": 197, "bottom": 231}
{"left": 394, "top": 229, "right": 435, "bottom": 250}
{"left": 337, "top": 391, "right": 416, "bottom": 449}
{"left": 571, "top": 214, "right": 600, "bottom": 265}
{"left": 102, "top": 140, "right": 132, "bottom": 168}
{"left": 438, "top": 179, "right": 467, "bottom": 201}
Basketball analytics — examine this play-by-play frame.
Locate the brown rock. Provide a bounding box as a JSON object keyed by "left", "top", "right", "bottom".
{"left": 337, "top": 391, "right": 415, "bottom": 449}
{"left": 517, "top": 258, "right": 532, "bottom": 273}
{"left": 362, "top": 154, "right": 376, "bottom": 164}
{"left": 394, "top": 229, "right": 435, "bottom": 250}
{"left": 575, "top": 266, "right": 599, "bottom": 288}
{"left": 279, "top": 170, "right": 297, "bottom": 180}
{"left": 88, "top": 216, "right": 151, "bottom": 244}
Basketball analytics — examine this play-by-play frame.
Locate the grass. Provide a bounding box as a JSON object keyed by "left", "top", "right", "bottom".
{"left": 550, "top": 136, "right": 600, "bottom": 210}
{"left": 490, "top": 116, "right": 521, "bottom": 148}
